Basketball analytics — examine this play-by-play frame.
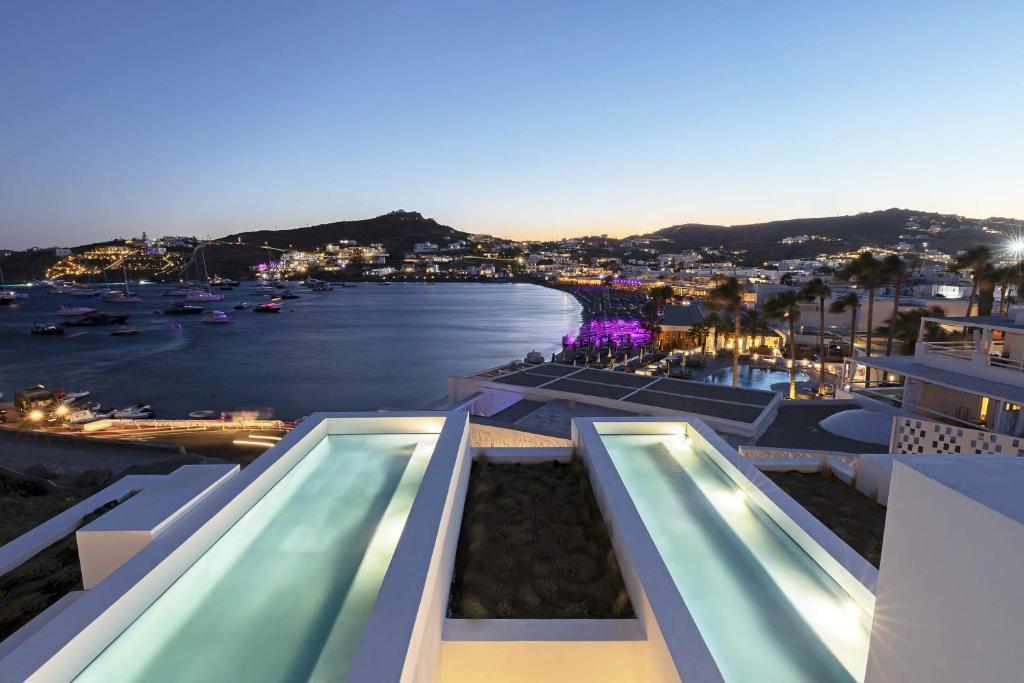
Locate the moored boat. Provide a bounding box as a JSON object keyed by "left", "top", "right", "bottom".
{"left": 31, "top": 323, "right": 65, "bottom": 336}
{"left": 164, "top": 303, "right": 205, "bottom": 315}
{"left": 62, "top": 312, "right": 130, "bottom": 327}
{"left": 200, "top": 310, "right": 230, "bottom": 324}
{"left": 254, "top": 301, "right": 281, "bottom": 313}
{"left": 56, "top": 305, "right": 97, "bottom": 316}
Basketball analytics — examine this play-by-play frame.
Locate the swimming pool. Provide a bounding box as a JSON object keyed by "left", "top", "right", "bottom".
{"left": 74, "top": 433, "right": 437, "bottom": 683}
{"left": 600, "top": 433, "right": 872, "bottom": 682}
{"left": 705, "top": 365, "right": 809, "bottom": 391}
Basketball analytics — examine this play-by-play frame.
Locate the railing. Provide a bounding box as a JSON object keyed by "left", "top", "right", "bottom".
{"left": 921, "top": 340, "right": 976, "bottom": 361}
{"left": 988, "top": 355, "right": 1024, "bottom": 372}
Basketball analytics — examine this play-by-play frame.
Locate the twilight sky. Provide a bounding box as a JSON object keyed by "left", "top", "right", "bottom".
{"left": 1, "top": 1, "right": 1021, "bottom": 249}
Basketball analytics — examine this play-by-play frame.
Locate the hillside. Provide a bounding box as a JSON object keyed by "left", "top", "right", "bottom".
{"left": 219, "top": 210, "right": 472, "bottom": 255}
{"left": 642, "top": 208, "right": 1004, "bottom": 263}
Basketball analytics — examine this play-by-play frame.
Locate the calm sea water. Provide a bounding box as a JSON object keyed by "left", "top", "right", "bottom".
{"left": 0, "top": 283, "right": 580, "bottom": 418}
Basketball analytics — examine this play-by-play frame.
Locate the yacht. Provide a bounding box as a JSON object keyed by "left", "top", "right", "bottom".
{"left": 164, "top": 303, "right": 205, "bottom": 315}
{"left": 62, "top": 312, "right": 130, "bottom": 327}
{"left": 31, "top": 323, "right": 65, "bottom": 336}
{"left": 185, "top": 288, "right": 225, "bottom": 302}
{"left": 102, "top": 291, "right": 144, "bottom": 303}
{"left": 56, "top": 305, "right": 97, "bottom": 316}
{"left": 200, "top": 310, "right": 230, "bottom": 324}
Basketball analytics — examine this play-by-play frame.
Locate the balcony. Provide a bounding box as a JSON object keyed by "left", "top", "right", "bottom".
{"left": 919, "top": 340, "right": 1024, "bottom": 373}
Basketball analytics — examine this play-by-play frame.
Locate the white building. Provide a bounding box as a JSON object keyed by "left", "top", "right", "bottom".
{"left": 844, "top": 312, "right": 1024, "bottom": 437}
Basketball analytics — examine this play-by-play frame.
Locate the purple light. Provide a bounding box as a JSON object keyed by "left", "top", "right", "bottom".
{"left": 574, "top": 318, "right": 651, "bottom": 347}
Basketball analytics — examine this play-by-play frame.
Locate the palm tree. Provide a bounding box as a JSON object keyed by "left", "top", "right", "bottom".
{"left": 829, "top": 292, "right": 861, "bottom": 358}
{"left": 704, "top": 312, "right": 721, "bottom": 351}
{"left": 764, "top": 291, "right": 802, "bottom": 399}
{"left": 690, "top": 319, "right": 710, "bottom": 353}
{"left": 977, "top": 265, "right": 999, "bottom": 317}
{"left": 741, "top": 309, "right": 767, "bottom": 351}
{"left": 874, "top": 306, "right": 948, "bottom": 355}
{"left": 708, "top": 275, "right": 744, "bottom": 386}
{"left": 837, "top": 252, "right": 885, "bottom": 357}
{"left": 881, "top": 254, "right": 907, "bottom": 356}
{"left": 997, "top": 261, "right": 1024, "bottom": 315}
{"left": 800, "top": 278, "right": 832, "bottom": 396}
{"left": 952, "top": 246, "right": 992, "bottom": 317}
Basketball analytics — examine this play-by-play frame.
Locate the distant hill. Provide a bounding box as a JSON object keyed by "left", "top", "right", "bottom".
{"left": 219, "top": 210, "right": 471, "bottom": 254}
{"left": 639, "top": 208, "right": 1005, "bottom": 263}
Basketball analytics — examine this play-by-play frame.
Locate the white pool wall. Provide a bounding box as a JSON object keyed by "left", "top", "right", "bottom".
{"left": 0, "top": 412, "right": 468, "bottom": 683}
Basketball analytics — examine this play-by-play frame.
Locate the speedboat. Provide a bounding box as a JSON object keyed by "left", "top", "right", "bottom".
{"left": 200, "top": 310, "right": 230, "bottom": 324}
{"left": 31, "top": 323, "right": 64, "bottom": 336}
{"left": 254, "top": 301, "right": 281, "bottom": 313}
{"left": 164, "top": 303, "right": 205, "bottom": 315}
{"left": 102, "top": 291, "right": 144, "bottom": 303}
{"left": 111, "top": 403, "right": 154, "bottom": 419}
{"left": 62, "top": 312, "right": 130, "bottom": 327}
{"left": 56, "top": 305, "right": 97, "bottom": 316}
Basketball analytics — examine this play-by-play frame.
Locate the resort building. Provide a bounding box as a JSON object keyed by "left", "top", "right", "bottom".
{"left": 1, "top": 410, "right": 1020, "bottom": 682}
{"left": 843, "top": 312, "right": 1024, "bottom": 452}
{"left": 657, "top": 303, "right": 705, "bottom": 350}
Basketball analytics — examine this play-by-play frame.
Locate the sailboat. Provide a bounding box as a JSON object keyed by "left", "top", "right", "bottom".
{"left": 102, "top": 260, "right": 143, "bottom": 303}
{"left": 185, "top": 246, "right": 224, "bottom": 302}
{"left": 0, "top": 264, "right": 26, "bottom": 304}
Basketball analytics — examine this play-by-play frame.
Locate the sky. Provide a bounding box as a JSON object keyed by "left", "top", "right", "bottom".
{"left": 1, "top": 1, "right": 1022, "bottom": 249}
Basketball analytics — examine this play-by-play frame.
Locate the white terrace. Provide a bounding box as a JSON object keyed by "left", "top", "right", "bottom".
{"left": 842, "top": 313, "right": 1024, "bottom": 436}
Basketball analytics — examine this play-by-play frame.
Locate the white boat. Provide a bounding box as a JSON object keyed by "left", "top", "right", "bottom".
{"left": 102, "top": 291, "right": 144, "bottom": 303}
{"left": 68, "top": 409, "right": 109, "bottom": 424}
{"left": 67, "top": 288, "right": 101, "bottom": 297}
{"left": 186, "top": 289, "right": 225, "bottom": 302}
{"left": 200, "top": 310, "right": 230, "bottom": 324}
{"left": 164, "top": 287, "right": 192, "bottom": 297}
{"left": 56, "top": 306, "right": 97, "bottom": 316}
{"left": 111, "top": 403, "right": 154, "bottom": 419}
{"left": 188, "top": 410, "right": 218, "bottom": 419}
{"left": 253, "top": 285, "right": 277, "bottom": 294}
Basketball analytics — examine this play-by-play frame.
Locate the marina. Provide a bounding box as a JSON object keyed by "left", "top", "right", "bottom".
{"left": 0, "top": 282, "right": 580, "bottom": 419}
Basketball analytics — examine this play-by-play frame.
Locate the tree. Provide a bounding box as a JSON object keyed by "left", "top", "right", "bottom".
{"left": 800, "top": 278, "right": 832, "bottom": 396}
{"left": 874, "top": 306, "right": 948, "bottom": 355}
{"left": 690, "top": 319, "right": 711, "bottom": 353}
{"left": 977, "top": 265, "right": 999, "bottom": 317}
{"left": 764, "top": 291, "right": 802, "bottom": 399}
{"left": 640, "top": 284, "right": 675, "bottom": 339}
{"left": 708, "top": 275, "right": 744, "bottom": 387}
{"left": 779, "top": 272, "right": 796, "bottom": 287}
{"left": 704, "top": 312, "right": 721, "bottom": 351}
{"left": 741, "top": 309, "right": 770, "bottom": 351}
{"left": 829, "top": 292, "right": 861, "bottom": 358}
{"left": 996, "top": 261, "right": 1024, "bottom": 315}
{"left": 881, "top": 254, "right": 908, "bottom": 356}
{"left": 951, "top": 246, "right": 992, "bottom": 317}
{"left": 837, "top": 252, "right": 885, "bottom": 357}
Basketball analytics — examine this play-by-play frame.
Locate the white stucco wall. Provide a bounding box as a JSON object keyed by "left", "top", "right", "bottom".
{"left": 865, "top": 459, "right": 1024, "bottom": 682}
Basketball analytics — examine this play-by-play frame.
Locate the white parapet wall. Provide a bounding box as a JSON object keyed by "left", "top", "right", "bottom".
{"left": 866, "top": 458, "right": 1024, "bottom": 682}
{"left": 76, "top": 464, "right": 239, "bottom": 589}
{"left": 889, "top": 415, "right": 1024, "bottom": 456}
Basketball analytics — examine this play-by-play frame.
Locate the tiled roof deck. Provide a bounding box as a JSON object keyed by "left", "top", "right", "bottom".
{"left": 490, "top": 365, "right": 777, "bottom": 424}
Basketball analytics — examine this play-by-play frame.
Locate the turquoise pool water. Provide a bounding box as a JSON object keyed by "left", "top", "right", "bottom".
{"left": 74, "top": 433, "right": 437, "bottom": 683}
{"left": 705, "top": 365, "right": 809, "bottom": 391}
{"left": 601, "top": 434, "right": 871, "bottom": 682}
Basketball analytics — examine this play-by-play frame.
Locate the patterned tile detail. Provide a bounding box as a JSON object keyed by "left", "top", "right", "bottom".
{"left": 891, "top": 417, "right": 1024, "bottom": 456}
